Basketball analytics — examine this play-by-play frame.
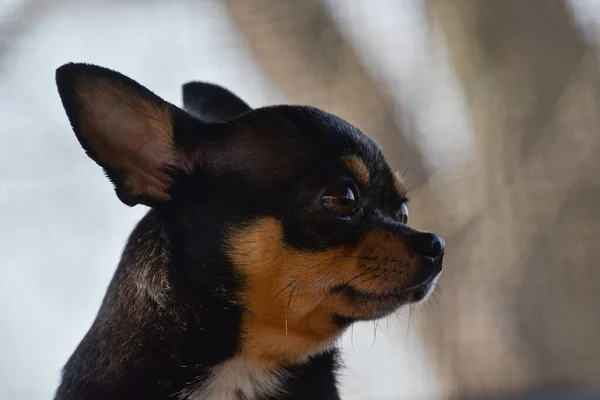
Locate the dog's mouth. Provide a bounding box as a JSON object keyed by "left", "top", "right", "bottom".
{"left": 331, "top": 261, "right": 442, "bottom": 322}
{"left": 333, "top": 277, "right": 436, "bottom": 303}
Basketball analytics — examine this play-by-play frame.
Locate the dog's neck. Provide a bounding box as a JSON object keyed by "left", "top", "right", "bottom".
{"left": 55, "top": 210, "right": 341, "bottom": 400}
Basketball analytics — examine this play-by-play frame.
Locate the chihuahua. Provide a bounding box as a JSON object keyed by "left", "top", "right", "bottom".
{"left": 53, "top": 63, "right": 444, "bottom": 400}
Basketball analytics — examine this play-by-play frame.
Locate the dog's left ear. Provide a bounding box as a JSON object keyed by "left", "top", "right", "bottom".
{"left": 56, "top": 63, "right": 192, "bottom": 207}
{"left": 182, "top": 81, "right": 251, "bottom": 122}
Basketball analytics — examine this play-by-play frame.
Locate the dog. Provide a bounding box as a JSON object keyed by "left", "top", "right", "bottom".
{"left": 53, "top": 63, "right": 444, "bottom": 400}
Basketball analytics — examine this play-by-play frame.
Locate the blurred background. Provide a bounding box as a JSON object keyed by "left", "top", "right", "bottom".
{"left": 1, "top": 0, "right": 600, "bottom": 399}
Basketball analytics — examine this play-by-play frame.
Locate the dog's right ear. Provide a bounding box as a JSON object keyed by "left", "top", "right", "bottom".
{"left": 182, "top": 81, "right": 251, "bottom": 123}
{"left": 56, "top": 63, "right": 193, "bottom": 207}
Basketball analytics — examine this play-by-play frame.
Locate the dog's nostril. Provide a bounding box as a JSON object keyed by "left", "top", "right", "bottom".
{"left": 411, "top": 232, "right": 445, "bottom": 258}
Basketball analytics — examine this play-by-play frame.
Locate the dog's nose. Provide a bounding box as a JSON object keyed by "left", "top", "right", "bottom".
{"left": 409, "top": 232, "right": 445, "bottom": 259}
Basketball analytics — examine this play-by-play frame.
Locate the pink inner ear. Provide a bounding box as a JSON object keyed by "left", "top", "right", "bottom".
{"left": 76, "top": 78, "right": 181, "bottom": 201}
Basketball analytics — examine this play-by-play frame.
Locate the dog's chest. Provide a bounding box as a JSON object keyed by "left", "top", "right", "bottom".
{"left": 184, "top": 357, "right": 286, "bottom": 400}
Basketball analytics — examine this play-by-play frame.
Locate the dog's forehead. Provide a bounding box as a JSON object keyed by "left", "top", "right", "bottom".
{"left": 226, "top": 105, "right": 400, "bottom": 192}
{"left": 278, "top": 107, "right": 398, "bottom": 189}
{"left": 239, "top": 106, "right": 384, "bottom": 158}
{"left": 280, "top": 107, "right": 404, "bottom": 198}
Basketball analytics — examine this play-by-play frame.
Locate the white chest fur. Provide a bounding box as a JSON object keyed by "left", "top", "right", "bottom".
{"left": 183, "top": 357, "right": 287, "bottom": 400}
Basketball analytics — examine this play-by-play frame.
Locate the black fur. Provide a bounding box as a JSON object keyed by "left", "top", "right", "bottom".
{"left": 53, "top": 63, "right": 443, "bottom": 399}
{"left": 183, "top": 81, "right": 251, "bottom": 122}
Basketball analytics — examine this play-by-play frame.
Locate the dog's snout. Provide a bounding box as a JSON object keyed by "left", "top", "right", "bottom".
{"left": 410, "top": 232, "right": 445, "bottom": 259}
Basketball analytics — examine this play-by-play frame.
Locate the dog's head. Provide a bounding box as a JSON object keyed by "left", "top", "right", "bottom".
{"left": 56, "top": 63, "right": 444, "bottom": 365}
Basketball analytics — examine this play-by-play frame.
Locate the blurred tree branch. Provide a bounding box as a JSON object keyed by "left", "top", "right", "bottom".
{"left": 422, "top": 0, "right": 600, "bottom": 398}
{"left": 223, "top": 0, "right": 427, "bottom": 186}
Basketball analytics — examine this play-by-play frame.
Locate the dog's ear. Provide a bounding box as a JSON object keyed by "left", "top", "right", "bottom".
{"left": 56, "top": 63, "right": 191, "bottom": 207}
{"left": 182, "top": 81, "right": 251, "bottom": 122}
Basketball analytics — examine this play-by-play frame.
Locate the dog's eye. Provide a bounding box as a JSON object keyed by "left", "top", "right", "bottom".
{"left": 321, "top": 185, "right": 356, "bottom": 218}
{"left": 396, "top": 203, "right": 409, "bottom": 224}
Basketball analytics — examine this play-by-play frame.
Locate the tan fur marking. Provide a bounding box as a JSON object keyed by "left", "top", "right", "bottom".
{"left": 343, "top": 155, "right": 370, "bottom": 185}
{"left": 228, "top": 218, "right": 421, "bottom": 366}
{"left": 76, "top": 77, "right": 182, "bottom": 200}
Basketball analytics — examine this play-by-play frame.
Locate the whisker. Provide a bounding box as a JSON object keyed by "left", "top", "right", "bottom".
{"left": 345, "top": 268, "right": 374, "bottom": 286}
{"left": 381, "top": 318, "right": 392, "bottom": 338}
{"left": 241, "top": 246, "right": 260, "bottom": 256}
{"left": 434, "top": 286, "right": 446, "bottom": 303}
{"left": 358, "top": 273, "right": 381, "bottom": 285}
{"left": 272, "top": 281, "right": 295, "bottom": 303}
{"left": 285, "top": 287, "right": 295, "bottom": 346}
{"left": 331, "top": 255, "right": 378, "bottom": 261}
{"left": 431, "top": 292, "right": 442, "bottom": 312}
{"left": 294, "top": 283, "right": 301, "bottom": 304}
{"left": 405, "top": 304, "right": 414, "bottom": 342}
{"left": 370, "top": 321, "right": 377, "bottom": 350}
{"left": 400, "top": 166, "right": 412, "bottom": 180}
{"left": 375, "top": 319, "right": 390, "bottom": 340}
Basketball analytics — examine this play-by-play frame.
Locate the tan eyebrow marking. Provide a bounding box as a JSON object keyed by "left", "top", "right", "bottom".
{"left": 393, "top": 170, "right": 407, "bottom": 197}
{"left": 343, "top": 155, "right": 370, "bottom": 185}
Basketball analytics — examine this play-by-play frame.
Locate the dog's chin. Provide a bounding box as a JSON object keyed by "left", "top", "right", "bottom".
{"left": 332, "top": 273, "right": 440, "bottom": 322}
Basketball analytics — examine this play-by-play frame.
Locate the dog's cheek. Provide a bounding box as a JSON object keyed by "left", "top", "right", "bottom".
{"left": 226, "top": 217, "right": 359, "bottom": 362}
{"left": 226, "top": 217, "right": 357, "bottom": 318}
